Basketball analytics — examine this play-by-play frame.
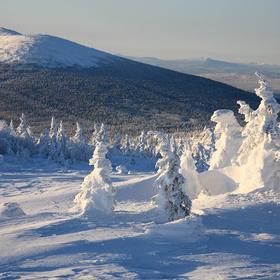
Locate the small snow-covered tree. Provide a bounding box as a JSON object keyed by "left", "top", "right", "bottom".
{"left": 122, "top": 134, "right": 131, "bottom": 155}
{"left": 152, "top": 132, "right": 191, "bottom": 221}
{"left": 16, "top": 114, "right": 33, "bottom": 157}
{"left": 56, "top": 121, "right": 68, "bottom": 163}
{"left": 16, "top": 113, "right": 32, "bottom": 139}
{"left": 69, "top": 122, "right": 90, "bottom": 161}
{"left": 137, "top": 131, "right": 147, "bottom": 153}
{"left": 209, "top": 109, "right": 242, "bottom": 170}
{"left": 90, "top": 123, "right": 100, "bottom": 147}
{"left": 48, "top": 117, "right": 58, "bottom": 160}
{"left": 37, "top": 128, "right": 50, "bottom": 156}
{"left": 180, "top": 147, "right": 204, "bottom": 199}
{"left": 0, "top": 120, "right": 13, "bottom": 155}
{"left": 9, "top": 120, "right": 16, "bottom": 137}
{"left": 74, "top": 124, "right": 115, "bottom": 217}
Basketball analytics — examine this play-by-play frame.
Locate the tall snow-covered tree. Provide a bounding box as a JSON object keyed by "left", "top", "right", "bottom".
{"left": 74, "top": 124, "right": 115, "bottom": 217}
{"left": 152, "top": 132, "right": 191, "bottom": 221}
{"left": 235, "top": 74, "right": 280, "bottom": 192}
{"left": 235, "top": 73, "right": 280, "bottom": 166}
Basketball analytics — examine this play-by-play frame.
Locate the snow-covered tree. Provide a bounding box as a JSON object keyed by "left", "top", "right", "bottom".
{"left": 16, "top": 114, "right": 33, "bottom": 157}
{"left": 180, "top": 147, "right": 204, "bottom": 199}
{"left": 137, "top": 131, "right": 147, "bottom": 153}
{"left": 69, "top": 122, "right": 90, "bottom": 161}
{"left": 74, "top": 124, "right": 115, "bottom": 217}
{"left": 152, "top": 132, "right": 191, "bottom": 221}
{"left": 0, "top": 120, "right": 13, "bottom": 155}
{"left": 9, "top": 120, "right": 16, "bottom": 137}
{"left": 235, "top": 74, "right": 280, "bottom": 192}
{"left": 90, "top": 123, "right": 100, "bottom": 147}
{"left": 37, "top": 128, "right": 50, "bottom": 156}
{"left": 56, "top": 121, "right": 68, "bottom": 163}
{"left": 16, "top": 113, "right": 32, "bottom": 139}
{"left": 122, "top": 134, "right": 131, "bottom": 155}
{"left": 48, "top": 117, "right": 58, "bottom": 160}
{"left": 235, "top": 73, "right": 280, "bottom": 166}
{"left": 209, "top": 109, "right": 242, "bottom": 170}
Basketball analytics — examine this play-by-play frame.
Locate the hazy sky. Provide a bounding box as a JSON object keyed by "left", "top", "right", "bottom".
{"left": 1, "top": 0, "right": 279, "bottom": 64}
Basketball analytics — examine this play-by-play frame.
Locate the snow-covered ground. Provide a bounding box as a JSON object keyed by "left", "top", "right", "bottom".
{"left": 0, "top": 161, "right": 279, "bottom": 279}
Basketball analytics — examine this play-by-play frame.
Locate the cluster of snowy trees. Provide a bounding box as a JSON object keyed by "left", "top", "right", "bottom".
{"left": 2, "top": 73, "right": 278, "bottom": 222}
{"left": 0, "top": 116, "right": 164, "bottom": 164}
{"left": 73, "top": 74, "right": 279, "bottom": 221}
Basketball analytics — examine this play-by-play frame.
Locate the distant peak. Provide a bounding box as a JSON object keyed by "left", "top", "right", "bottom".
{"left": 0, "top": 27, "right": 22, "bottom": 36}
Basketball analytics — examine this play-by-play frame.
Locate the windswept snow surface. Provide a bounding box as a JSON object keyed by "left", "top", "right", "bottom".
{"left": 0, "top": 160, "right": 280, "bottom": 279}
{"left": 0, "top": 27, "right": 115, "bottom": 68}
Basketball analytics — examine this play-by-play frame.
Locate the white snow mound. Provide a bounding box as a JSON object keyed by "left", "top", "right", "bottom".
{"left": 0, "top": 202, "right": 26, "bottom": 218}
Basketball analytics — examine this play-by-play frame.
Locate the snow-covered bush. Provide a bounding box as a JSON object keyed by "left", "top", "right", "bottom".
{"left": 152, "top": 132, "right": 191, "bottom": 221}
{"left": 74, "top": 124, "right": 115, "bottom": 217}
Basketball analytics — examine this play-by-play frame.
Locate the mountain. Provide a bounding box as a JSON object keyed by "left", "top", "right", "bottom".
{"left": 0, "top": 27, "right": 117, "bottom": 68}
{"left": 0, "top": 28, "right": 261, "bottom": 134}
{"left": 127, "top": 56, "right": 280, "bottom": 94}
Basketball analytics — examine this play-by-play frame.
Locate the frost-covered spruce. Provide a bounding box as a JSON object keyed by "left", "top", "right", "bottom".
{"left": 16, "top": 113, "right": 33, "bottom": 157}
{"left": 74, "top": 124, "right": 115, "bottom": 217}
{"left": 37, "top": 128, "right": 50, "bottom": 156}
{"left": 122, "top": 134, "right": 131, "bottom": 155}
{"left": 16, "top": 113, "right": 32, "bottom": 139}
{"left": 235, "top": 73, "right": 280, "bottom": 166}
{"left": 180, "top": 147, "right": 204, "bottom": 199}
{"left": 138, "top": 131, "right": 147, "bottom": 154}
{"left": 235, "top": 74, "right": 280, "bottom": 192}
{"left": 90, "top": 123, "right": 100, "bottom": 147}
{"left": 9, "top": 119, "right": 16, "bottom": 137}
{"left": 209, "top": 109, "right": 242, "bottom": 170}
{"left": 0, "top": 120, "right": 14, "bottom": 155}
{"left": 56, "top": 121, "right": 68, "bottom": 163}
{"left": 153, "top": 132, "right": 191, "bottom": 221}
{"left": 48, "top": 116, "right": 58, "bottom": 160}
{"left": 69, "top": 122, "right": 90, "bottom": 161}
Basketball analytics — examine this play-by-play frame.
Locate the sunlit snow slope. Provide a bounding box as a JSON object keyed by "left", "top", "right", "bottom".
{"left": 0, "top": 27, "right": 115, "bottom": 68}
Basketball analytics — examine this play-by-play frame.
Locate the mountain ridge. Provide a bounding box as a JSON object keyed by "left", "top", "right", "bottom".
{"left": 0, "top": 28, "right": 262, "bottom": 134}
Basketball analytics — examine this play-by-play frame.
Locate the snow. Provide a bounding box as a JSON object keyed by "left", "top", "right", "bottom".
{"left": 0, "top": 27, "right": 116, "bottom": 68}
{"left": 0, "top": 161, "right": 279, "bottom": 279}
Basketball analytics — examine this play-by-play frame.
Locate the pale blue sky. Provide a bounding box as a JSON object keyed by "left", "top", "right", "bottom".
{"left": 1, "top": 0, "right": 279, "bottom": 64}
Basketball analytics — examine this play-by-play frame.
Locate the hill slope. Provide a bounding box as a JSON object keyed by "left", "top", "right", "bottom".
{"left": 0, "top": 28, "right": 261, "bottom": 134}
